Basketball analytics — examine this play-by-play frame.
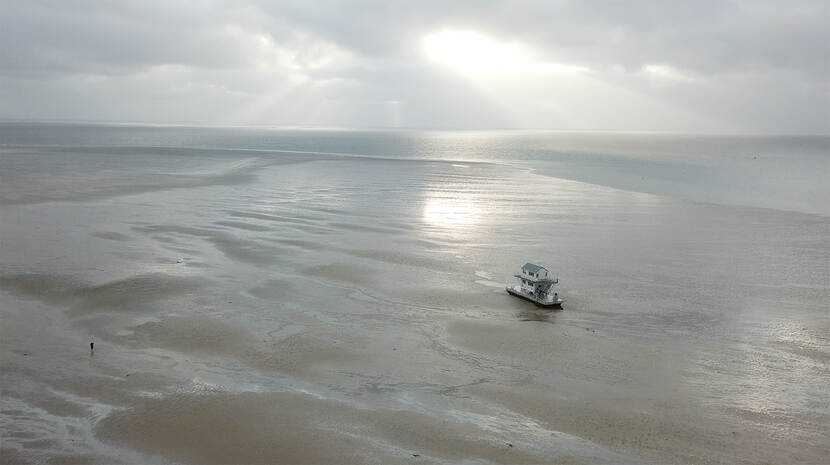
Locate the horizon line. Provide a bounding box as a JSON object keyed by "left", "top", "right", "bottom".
{"left": 0, "top": 118, "right": 827, "bottom": 137}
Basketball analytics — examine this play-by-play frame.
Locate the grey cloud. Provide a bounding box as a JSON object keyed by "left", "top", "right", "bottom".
{"left": 4, "top": 1, "right": 827, "bottom": 78}
{"left": 253, "top": 0, "right": 828, "bottom": 80}
{"left": 1, "top": 0, "right": 268, "bottom": 77}
{"left": 0, "top": 0, "right": 826, "bottom": 132}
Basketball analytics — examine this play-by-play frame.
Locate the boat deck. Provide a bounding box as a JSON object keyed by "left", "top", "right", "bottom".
{"left": 506, "top": 285, "right": 563, "bottom": 308}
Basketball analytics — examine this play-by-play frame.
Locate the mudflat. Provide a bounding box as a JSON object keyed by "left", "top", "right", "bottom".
{"left": 1, "top": 129, "right": 828, "bottom": 464}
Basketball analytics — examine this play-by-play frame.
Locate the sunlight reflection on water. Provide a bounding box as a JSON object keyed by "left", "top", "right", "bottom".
{"left": 422, "top": 195, "right": 481, "bottom": 228}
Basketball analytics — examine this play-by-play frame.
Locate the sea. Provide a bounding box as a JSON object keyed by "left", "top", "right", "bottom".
{"left": 0, "top": 122, "right": 828, "bottom": 464}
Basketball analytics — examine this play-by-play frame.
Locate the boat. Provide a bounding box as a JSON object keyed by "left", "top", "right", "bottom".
{"left": 506, "top": 263, "right": 563, "bottom": 308}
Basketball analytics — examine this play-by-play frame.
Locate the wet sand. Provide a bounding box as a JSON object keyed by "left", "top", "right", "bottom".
{"left": 1, "top": 142, "right": 828, "bottom": 464}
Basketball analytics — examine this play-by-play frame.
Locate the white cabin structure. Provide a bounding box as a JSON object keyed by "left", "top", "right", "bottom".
{"left": 506, "top": 262, "right": 563, "bottom": 307}
{"left": 515, "top": 263, "right": 555, "bottom": 294}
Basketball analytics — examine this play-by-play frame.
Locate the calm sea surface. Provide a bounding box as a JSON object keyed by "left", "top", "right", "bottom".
{"left": 1, "top": 123, "right": 828, "bottom": 464}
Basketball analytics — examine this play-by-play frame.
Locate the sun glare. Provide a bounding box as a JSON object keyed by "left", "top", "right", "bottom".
{"left": 423, "top": 30, "right": 522, "bottom": 75}
{"left": 422, "top": 29, "right": 587, "bottom": 77}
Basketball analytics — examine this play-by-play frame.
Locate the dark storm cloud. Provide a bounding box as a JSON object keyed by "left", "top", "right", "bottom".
{"left": 0, "top": 0, "right": 827, "bottom": 132}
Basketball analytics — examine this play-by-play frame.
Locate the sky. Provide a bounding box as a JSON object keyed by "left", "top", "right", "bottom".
{"left": 1, "top": 0, "right": 827, "bottom": 133}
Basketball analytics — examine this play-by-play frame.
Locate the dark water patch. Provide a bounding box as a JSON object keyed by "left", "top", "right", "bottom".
{"left": 89, "top": 231, "right": 131, "bottom": 241}
{"left": 0, "top": 159, "right": 262, "bottom": 206}
{"left": 70, "top": 274, "right": 204, "bottom": 313}
{"left": 45, "top": 454, "right": 99, "bottom": 465}
{"left": 0, "top": 273, "right": 204, "bottom": 313}
{"left": 377, "top": 221, "right": 415, "bottom": 232}
{"left": 155, "top": 246, "right": 200, "bottom": 257}
{"left": 119, "top": 316, "right": 251, "bottom": 357}
{"left": 213, "top": 220, "right": 272, "bottom": 232}
{"left": 282, "top": 223, "right": 336, "bottom": 235}
{"left": 304, "top": 264, "right": 374, "bottom": 286}
{"left": 150, "top": 234, "right": 179, "bottom": 244}
{"left": 134, "top": 224, "right": 287, "bottom": 266}
{"left": 133, "top": 224, "right": 220, "bottom": 237}
{"left": 251, "top": 333, "right": 363, "bottom": 376}
{"left": 0, "top": 274, "right": 83, "bottom": 306}
{"left": 447, "top": 319, "right": 570, "bottom": 360}
{"left": 472, "top": 383, "right": 739, "bottom": 465}
{"left": 248, "top": 279, "right": 297, "bottom": 302}
{"left": 226, "top": 210, "right": 323, "bottom": 226}
{"left": 517, "top": 308, "right": 557, "bottom": 323}
{"left": 94, "top": 390, "right": 548, "bottom": 464}
{"left": 403, "top": 238, "right": 456, "bottom": 251}
{"left": 397, "top": 287, "right": 498, "bottom": 310}
{"left": 345, "top": 249, "right": 452, "bottom": 271}
{"left": 19, "top": 438, "right": 60, "bottom": 450}
{"left": 329, "top": 222, "right": 403, "bottom": 234}
{"left": 184, "top": 261, "right": 211, "bottom": 269}
{"left": 269, "top": 238, "right": 331, "bottom": 251}
{"left": 302, "top": 205, "right": 363, "bottom": 217}
{"left": 210, "top": 238, "right": 283, "bottom": 265}
{"left": 94, "top": 391, "right": 382, "bottom": 465}
{"left": 3, "top": 431, "right": 38, "bottom": 440}
{"left": 0, "top": 448, "right": 35, "bottom": 465}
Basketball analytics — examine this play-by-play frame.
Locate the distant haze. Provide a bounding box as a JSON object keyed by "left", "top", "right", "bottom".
{"left": 1, "top": 1, "right": 827, "bottom": 133}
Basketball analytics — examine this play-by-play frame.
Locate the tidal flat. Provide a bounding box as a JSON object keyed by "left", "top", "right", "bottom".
{"left": 1, "top": 127, "right": 828, "bottom": 464}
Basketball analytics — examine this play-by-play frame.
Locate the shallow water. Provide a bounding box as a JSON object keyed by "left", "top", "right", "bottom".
{"left": 1, "top": 124, "right": 828, "bottom": 464}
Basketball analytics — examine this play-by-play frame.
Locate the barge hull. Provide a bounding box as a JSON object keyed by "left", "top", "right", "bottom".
{"left": 506, "top": 286, "right": 563, "bottom": 308}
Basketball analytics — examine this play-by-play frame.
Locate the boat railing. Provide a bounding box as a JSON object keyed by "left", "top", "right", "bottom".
{"left": 513, "top": 274, "right": 559, "bottom": 285}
